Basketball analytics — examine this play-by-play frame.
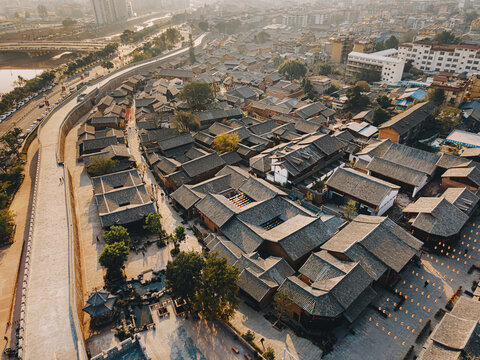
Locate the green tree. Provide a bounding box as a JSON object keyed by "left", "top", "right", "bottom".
{"left": 99, "top": 241, "right": 129, "bottom": 280}
{"left": 254, "top": 31, "right": 270, "bottom": 44}
{"left": 104, "top": 226, "right": 130, "bottom": 246}
{"left": 86, "top": 156, "right": 119, "bottom": 176}
{"left": 375, "top": 40, "right": 385, "bottom": 52}
{"left": 354, "top": 68, "right": 381, "bottom": 83}
{"left": 189, "top": 33, "right": 196, "bottom": 64}
{"left": 435, "top": 105, "right": 461, "bottom": 135}
{"left": 242, "top": 330, "right": 255, "bottom": 344}
{"left": 401, "top": 30, "right": 416, "bottom": 43}
{"left": 263, "top": 348, "right": 275, "bottom": 360}
{"left": 102, "top": 61, "right": 114, "bottom": 70}
{"left": 278, "top": 60, "right": 307, "bottom": 80}
{"left": 273, "top": 291, "right": 294, "bottom": 323}
{"left": 434, "top": 30, "right": 458, "bottom": 44}
{"left": 165, "top": 251, "right": 205, "bottom": 303}
{"left": 37, "top": 4, "right": 48, "bottom": 18}
{"left": 466, "top": 11, "right": 478, "bottom": 23}
{"left": 144, "top": 213, "right": 163, "bottom": 243}
{"left": 272, "top": 55, "right": 284, "bottom": 68}
{"left": 428, "top": 88, "right": 446, "bottom": 106}
{"left": 0, "top": 209, "right": 14, "bottom": 245}
{"left": 314, "top": 62, "right": 332, "bottom": 76}
{"left": 193, "top": 254, "right": 240, "bottom": 320}
{"left": 213, "top": 132, "right": 240, "bottom": 153}
{"left": 165, "top": 27, "right": 180, "bottom": 44}
{"left": 179, "top": 81, "right": 214, "bottom": 110}
{"left": 372, "top": 107, "right": 390, "bottom": 126}
{"left": 376, "top": 95, "right": 391, "bottom": 109}
{"left": 301, "top": 77, "right": 314, "bottom": 99}
{"left": 172, "top": 111, "right": 198, "bottom": 133}
{"left": 172, "top": 224, "right": 186, "bottom": 252}
{"left": 346, "top": 86, "right": 370, "bottom": 110}
{"left": 1, "top": 128, "right": 22, "bottom": 154}
{"left": 343, "top": 200, "right": 358, "bottom": 220}
{"left": 62, "top": 18, "right": 77, "bottom": 27}
{"left": 384, "top": 35, "right": 399, "bottom": 50}
{"left": 198, "top": 20, "right": 209, "bottom": 32}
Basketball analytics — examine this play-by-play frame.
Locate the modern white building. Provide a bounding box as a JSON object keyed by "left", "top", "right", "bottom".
{"left": 397, "top": 41, "right": 480, "bottom": 76}
{"left": 91, "top": 0, "right": 128, "bottom": 25}
{"left": 346, "top": 49, "right": 405, "bottom": 84}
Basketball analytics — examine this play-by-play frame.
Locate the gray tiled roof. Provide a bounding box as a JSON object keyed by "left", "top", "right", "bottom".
{"left": 181, "top": 152, "right": 226, "bottom": 178}
{"left": 403, "top": 197, "right": 469, "bottom": 237}
{"left": 326, "top": 168, "right": 399, "bottom": 206}
{"left": 442, "top": 166, "right": 480, "bottom": 187}
{"left": 379, "top": 101, "right": 435, "bottom": 136}
{"left": 196, "top": 193, "right": 239, "bottom": 228}
{"left": 367, "top": 157, "right": 427, "bottom": 187}
{"left": 436, "top": 153, "right": 472, "bottom": 170}
{"left": 322, "top": 215, "right": 423, "bottom": 278}
{"left": 157, "top": 133, "right": 194, "bottom": 152}
{"left": 381, "top": 142, "right": 439, "bottom": 176}
{"left": 171, "top": 174, "right": 234, "bottom": 211}
{"left": 91, "top": 169, "right": 142, "bottom": 195}
{"left": 442, "top": 187, "right": 479, "bottom": 215}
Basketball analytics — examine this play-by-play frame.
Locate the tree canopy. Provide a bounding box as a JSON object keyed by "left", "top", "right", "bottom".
{"left": 165, "top": 251, "right": 205, "bottom": 302}
{"left": 198, "top": 20, "right": 209, "bottom": 32}
{"left": 104, "top": 226, "right": 130, "bottom": 246}
{"left": 428, "top": 88, "right": 446, "bottom": 106}
{"left": 314, "top": 62, "right": 332, "bottom": 76}
{"left": 213, "top": 132, "right": 240, "bottom": 153}
{"left": 193, "top": 254, "right": 240, "bottom": 320}
{"left": 376, "top": 95, "right": 391, "bottom": 109}
{"left": 466, "top": 11, "right": 478, "bottom": 23}
{"left": 343, "top": 200, "right": 358, "bottom": 220}
{"left": 346, "top": 85, "right": 370, "bottom": 110}
{"left": 86, "top": 156, "right": 119, "bottom": 177}
{"left": 0, "top": 209, "right": 14, "bottom": 245}
{"left": 99, "top": 241, "right": 129, "bottom": 280}
{"left": 372, "top": 107, "right": 390, "bottom": 126}
{"left": 254, "top": 31, "right": 271, "bottom": 44}
{"left": 172, "top": 111, "right": 198, "bottom": 133}
{"left": 272, "top": 55, "right": 284, "bottom": 68}
{"left": 434, "top": 31, "right": 459, "bottom": 45}
{"left": 301, "top": 78, "right": 315, "bottom": 99}
{"left": 375, "top": 35, "right": 399, "bottom": 51}
{"left": 278, "top": 60, "right": 307, "bottom": 80}
{"left": 179, "top": 82, "right": 214, "bottom": 110}
{"left": 354, "top": 68, "right": 381, "bottom": 83}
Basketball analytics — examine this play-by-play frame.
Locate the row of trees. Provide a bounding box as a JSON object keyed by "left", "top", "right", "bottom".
{"left": 130, "top": 27, "right": 181, "bottom": 63}
{"left": 0, "top": 127, "right": 29, "bottom": 245}
{"left": 0, "top": 71, "right": 55, "bottom": 114}
{"left": 65, "top": 43, "right": 118, "bottom": 76}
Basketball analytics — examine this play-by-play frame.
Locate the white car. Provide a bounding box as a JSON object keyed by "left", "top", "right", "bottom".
{"left": 0, "top": 115, "right": 6, "bottom": 121}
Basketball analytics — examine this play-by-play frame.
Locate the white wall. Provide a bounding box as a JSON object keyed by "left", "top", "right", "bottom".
{"left": 377, "top": 189, "right": 399, "bottom": 216}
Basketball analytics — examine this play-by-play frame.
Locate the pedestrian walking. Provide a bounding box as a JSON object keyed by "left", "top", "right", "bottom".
{"left": 465, "top": 249, "right": 469, "bottom": 254}
{"left": 96, "top": 236, "right": 99, "bottom": 242}
{"left": 424, "top": 280, "right": 429, "bottom": 287}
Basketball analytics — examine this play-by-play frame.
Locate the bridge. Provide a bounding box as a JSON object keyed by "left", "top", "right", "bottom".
{"left": 0, "top": 41, "right": 108, "bottom": 55}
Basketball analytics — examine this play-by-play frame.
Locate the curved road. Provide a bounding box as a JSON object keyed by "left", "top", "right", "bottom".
{"left": 22, "top": 33, "right": 207, "bottom": 360}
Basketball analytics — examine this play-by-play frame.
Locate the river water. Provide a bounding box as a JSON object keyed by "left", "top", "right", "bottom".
{"left": 0, "top": 68, "right": 45, "bottom": 94}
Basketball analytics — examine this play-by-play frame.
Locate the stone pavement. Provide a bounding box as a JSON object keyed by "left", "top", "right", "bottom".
{"left": 231, "top": 302, "right": 323, "bottom": 360}
{"left": 324, "top": 217, "right": 480, "bottom": 360}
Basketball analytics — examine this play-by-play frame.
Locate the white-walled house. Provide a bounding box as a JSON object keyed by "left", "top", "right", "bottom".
{"left": 326, "top": 167, "right": 400, "bottom": 216}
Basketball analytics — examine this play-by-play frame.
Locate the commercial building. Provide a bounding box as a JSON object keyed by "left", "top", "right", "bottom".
{"left": 331, "top": 36, "right": 354, "bottom": 64}
{"left": 398, "top": 41, "right": 480, "bottom": 76}
{"left": 346, "top": 49, "right": 405, "bottom": 84}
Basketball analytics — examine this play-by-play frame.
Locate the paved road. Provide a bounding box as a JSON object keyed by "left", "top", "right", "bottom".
{"left": 22, "top": 34, "right": 206, "bottom": 360}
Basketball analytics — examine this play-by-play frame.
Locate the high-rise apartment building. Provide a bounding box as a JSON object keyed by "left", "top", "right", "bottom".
{"left": 91, "top": 0, "right": 129, "bottom": 26}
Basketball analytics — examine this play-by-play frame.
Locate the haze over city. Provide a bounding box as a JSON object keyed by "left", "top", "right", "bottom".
{"left": 1, "top": 1, "right": 480, "bottom": 360}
